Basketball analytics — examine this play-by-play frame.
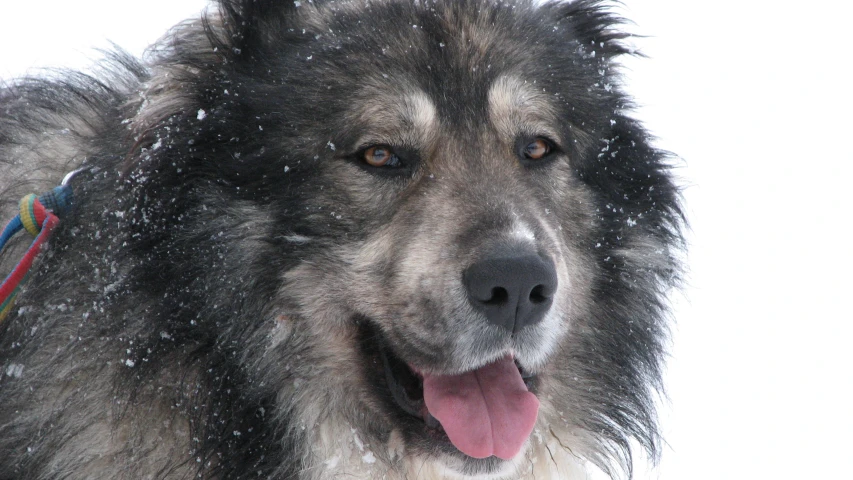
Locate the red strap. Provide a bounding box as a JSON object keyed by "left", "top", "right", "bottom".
{"left": 0, "top": 213, "right": 59, "bottom": 302}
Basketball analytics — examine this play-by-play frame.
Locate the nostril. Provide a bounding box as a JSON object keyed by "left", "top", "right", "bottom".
{"left": 529, "top": 284, "right": 548, "bottom": 304}
{"left": 483, "top": 287, "right": 509, "bottom": 306}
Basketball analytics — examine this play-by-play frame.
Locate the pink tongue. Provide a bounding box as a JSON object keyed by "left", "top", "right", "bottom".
{"left": 422, "top": 355, "right": 539, "bottom": 460}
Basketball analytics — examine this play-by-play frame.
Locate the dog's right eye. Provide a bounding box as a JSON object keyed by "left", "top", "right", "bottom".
{"left": 362, "top": 145, "right": 402, "bottom": 168}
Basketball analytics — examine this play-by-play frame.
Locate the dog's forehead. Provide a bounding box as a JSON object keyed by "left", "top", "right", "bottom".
{"left": 346, "top": 74, "right": 561, "bottom": 149}
{"left": 296, "top": 0, "right": 575, "bottom": 151}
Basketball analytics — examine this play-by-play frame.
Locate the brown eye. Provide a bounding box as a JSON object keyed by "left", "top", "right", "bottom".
{"left": 523, "top": 138, "right": 552, "bottom": 160}
{"left": 363, "top": 145, "right": 398, "bottom": 167}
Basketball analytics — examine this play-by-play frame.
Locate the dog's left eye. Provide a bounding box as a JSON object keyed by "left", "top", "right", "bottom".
{"left": 522, "top": 138, "right": 553, "bottom": 160}
{"left": 363, "top": 145, "right": 402, "bottom": 168}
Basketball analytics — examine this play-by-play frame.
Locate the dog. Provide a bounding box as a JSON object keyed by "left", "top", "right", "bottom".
{"left": 0, "top": 1, "right": 684, "bottom": 478}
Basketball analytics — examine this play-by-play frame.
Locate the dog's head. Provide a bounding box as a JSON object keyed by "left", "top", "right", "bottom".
{"left": 132, "top": 0, "right": 683, "bottom": 477}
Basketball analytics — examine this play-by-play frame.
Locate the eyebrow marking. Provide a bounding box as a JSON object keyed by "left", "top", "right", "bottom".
{"left": 403, "top": 90, "right": 438, "bottom": 144}
{"left": 353, "top": 84, "right": 439, "bottom": 150}
{"left": 487, "top": 75, "right": 561, "bottom": 144}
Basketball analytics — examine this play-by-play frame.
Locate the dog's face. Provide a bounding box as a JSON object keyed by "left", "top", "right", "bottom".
{"left": 156, "top": 0, "right": 681, "bottom": 477}
{"left": 338, "top": 78, "right": 600, "bottom": 471}
{"left": 342, "top": 71, "right": 595, "bottom": 366}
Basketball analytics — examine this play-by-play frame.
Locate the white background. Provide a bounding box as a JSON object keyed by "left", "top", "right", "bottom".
{"left": 2, "top": 1, "right": 852, "bottom": 479}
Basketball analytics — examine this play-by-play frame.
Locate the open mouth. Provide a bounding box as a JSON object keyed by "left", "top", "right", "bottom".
{"left": 376, "top": 337, "right": 540, "bottom": 460}
{"left": 379, "top": 347, "right": 440, "bottom": 427}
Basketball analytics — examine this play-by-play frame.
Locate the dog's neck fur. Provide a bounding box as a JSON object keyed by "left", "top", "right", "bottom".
{"left": 304, "top": 417, "right": 591, "bottom": 480}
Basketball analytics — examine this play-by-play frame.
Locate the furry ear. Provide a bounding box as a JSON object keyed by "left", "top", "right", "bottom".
{"left": 213, "top": 0, "right": 313, "bottom": 56}
{"left": 545, "top": 0, "right": 634, "bottom": 57}
{"left": 218, "top": 0, "right": 303, "bottom": 25}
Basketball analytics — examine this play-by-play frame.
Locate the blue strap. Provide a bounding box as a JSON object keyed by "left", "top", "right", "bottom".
{"left": 0, "top": 215, "right": 24, "bottom": 255}
{"left": 37, "top": 185, "right": 74, "bottom": 217}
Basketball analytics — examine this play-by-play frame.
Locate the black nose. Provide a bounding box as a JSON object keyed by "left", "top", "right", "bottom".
{"left": 463, "top": 253, "right": 558, "bottom": 334}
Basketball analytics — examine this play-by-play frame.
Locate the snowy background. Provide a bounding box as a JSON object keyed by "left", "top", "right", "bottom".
{"left": 2, "top": 1, "right": 852, "bottom": 478}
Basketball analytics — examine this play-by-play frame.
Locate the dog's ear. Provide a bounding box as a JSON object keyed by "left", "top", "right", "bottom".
{"left": 544, "top": 0, "right": 634, "bottom": 58}
{"left": 218, "top": 0, "right": 304, "bottom": 27}
{"left": 213, "top": 0, "right": 323, "bottom": 57}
